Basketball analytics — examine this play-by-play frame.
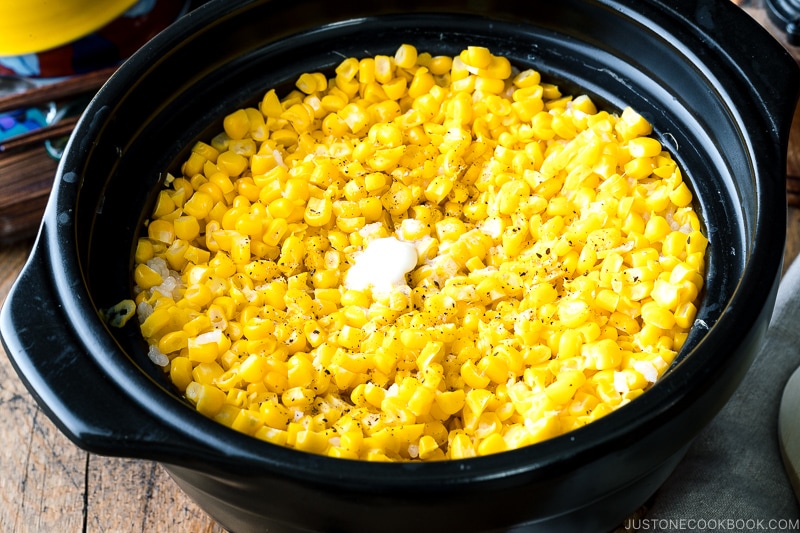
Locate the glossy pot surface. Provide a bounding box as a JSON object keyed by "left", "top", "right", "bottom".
{"left": 2, "top": 1, "right": 798, "bottom": 532}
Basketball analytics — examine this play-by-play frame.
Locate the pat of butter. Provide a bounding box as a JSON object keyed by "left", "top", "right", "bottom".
{"left": 345, "top": 237, "right": 418, "bottom": 293}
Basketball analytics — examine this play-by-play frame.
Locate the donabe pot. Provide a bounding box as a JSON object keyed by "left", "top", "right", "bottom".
{"left": 2, "top": 1, "right": 798, "bottom": 532}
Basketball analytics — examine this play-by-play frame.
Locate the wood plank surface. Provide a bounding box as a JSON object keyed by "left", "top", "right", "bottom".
{"left": 785, "top": 99, "right": 800, "bottom": 273}
{"left": 0, "top": 239, "right": 222, "bottom": 532}
{"left": 0, "top": 1, "right": 798, "bottom": 532}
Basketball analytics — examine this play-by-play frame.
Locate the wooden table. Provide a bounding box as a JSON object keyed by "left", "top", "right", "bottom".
{"left": 1, "top": 2, "right": 799, "bottom": 532}
{"left": 0, "top": 258, "right": 226, "bottom": 531}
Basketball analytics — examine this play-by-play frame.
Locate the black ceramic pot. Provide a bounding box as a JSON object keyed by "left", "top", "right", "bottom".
{"left": 2, "top": 1, "right": 798, "bottom": 532}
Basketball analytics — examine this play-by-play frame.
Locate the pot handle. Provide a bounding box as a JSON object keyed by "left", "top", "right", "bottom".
{"left": 0, "top": 238, "right": 212, "bottom": 461}
{"left": 754, "top": 54, "right": 800, "bottom": 143}
{"left": 722, "top": 4, "right": 800, "bottom": 138}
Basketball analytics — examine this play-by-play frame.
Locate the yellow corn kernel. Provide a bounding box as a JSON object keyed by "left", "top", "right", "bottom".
{"left": 686, "top": 230, "right": 708, "bottom": 254}
{"left": 626, "top": 137, "right": 662, "bottom": 158}
{"left": 461, "top": 359, "right": 491, "bottom": 389}
{"left": 460, "top": 46, "right": 491, "bottom": 69}
{"left": 282, "top": 387, "right": 316, "bottom": 409}
{"left": 616, "top": 106, "right": 653, "bottom": 140}
{"left": 186, "top": 382, "right": 226, "bottom": 417}
{"left": 231, "top": 409, "right": 264, "bottom": 436}
{"left": 336, "top": 325, "right": 364, "bottom": 351}
{"left": 134, "top": 263, "right": 163, "bottom": 289}
{"left": 545, "top": 369, "right": 586, "bottom": 405}
{"left": 374, "top": 54, "right": 395, "bottom": 86}
{"left": 266, "top": 198, "right": 292, "bottom": 220}
{"left": 434, "top": 389, "right": 465, "bottom": 416}
{"left": 223, "top": 109, "right": 250, "bottom": 140}
{"left": 173, "top": 215, "right": 200, "bottom": 241}
{"left": 480, "top": 55, "right": 512, "bottom": 79}
{"left": 496, "top": 179, "right": 531, "bottom": 215}
{"left": 102, "top": 298, "right": 136, "bottom": 328}
{"left": 187, "top": 336, "right": 221, "bottom": 364}
{"left": 421, "top": 54, "right": 449, "bottom": 76}
{"left": 282, "top": 103, "right": 314, "bottom": 133}
{"left": 238, "top": 354, "right": 268, "bottom": 383}
{"left": 373, "top": 72, "right": 402, "bottom": 98}
{"left": 417, "top": 434, "right": 440, "bottom": 460}
{"left": 229, "top": 234, "right": 250, "bottom": 264}
{"left": 449, "top": 431, "right": 476, "bottom": 459}
{"left": 147, "top": 219, "right": 175, "bottom": 244}
{"left": 674, "top": 302, "right": 697, "bottom": 329}
{"left": 193, "top": 361, "right": 224, "bottom": 385}
{"left": 338, "top": 103, "right": 369, "bottom": 133}
{"left": 624, "top": 157, "right": 654, "bottom": 180}
{"left": 394, "top": 44, "right": 418, "bottom": 70}
{"left": 294, "top": 429, "right": 332, "bottom": 454}
{"left": 381, "top": 181, "right": 413, "bottom": 215}
{"left": 152, "top": 190, "right": 177, "bottom": 219}
{"left": 183, "top": 192, "right": 214, "bottom": 222}
{"left": 474, "top": 76, "right": 505, "bottom": 94}
{"left": 295, "top": 72, "right": 321, "bottom": 94}
{"left": 260, "top": 89, "right": 282, "bottom": 118}
{"left": 637, "top": 323, "right": 663, "bottom": 348}
{"left": 408, "top": 68, "right": 436, "bottom": 99}
{"left": 557, "top": 299, "right": 590, "bottom": 328}
{"left": 669, "top": 181, "right": 693, "bottom": 207}
{"left": 475, "top": 355, "right": 507, "bottom": 385}
{"left": 217, "top": 151, "right": 249, "bottom": 177}
{"left": 233, "top": 213, "right": 261, "bottom": 236}
{"left": 583, "top": 339, "right": 622, "bottom": 370}
{"left": 260, "top": 400, "right": 291, "bottom": 430}
{"left": 641, "top": 301, "right": 676, "bottom": 330}
{"left": 134, "top": 239, "right": 154, "bottom": 264}
{"left": 477, "top": 433, "right": 508, "bottom": 456}
{"left": 170, "top": 356, "right": 193, "bottom": 391}
{"left": 650, "top": 279, "right": 681, "bottom": 310}
{"left": 134, "top": 45, "right": 706, "bottom": 462}
{"left": 304, "top": 196, "right": 333, "bottom": 227}
{"left": 407, "top": 386, "right": 435, "bottom": 417}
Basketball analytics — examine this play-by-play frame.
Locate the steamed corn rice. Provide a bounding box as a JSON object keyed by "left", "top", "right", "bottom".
{"left": 126, "top": 44, "right": 708, "bottom": 461}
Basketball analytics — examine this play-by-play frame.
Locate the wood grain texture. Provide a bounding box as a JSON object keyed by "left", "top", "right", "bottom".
{"left": 0, "top": 241, "right": 84, "bottom": 533}
{"left": 0, "top": 145, "right": 57, "bottom": 245}
{"left": 788, "top": 101, "right": 800, "bottom": 209}
{"left": 0, "top": 1, "right": 798, "bottom": 531}
{"left": 0, "top": 240, "right": 223, "bottom": 532}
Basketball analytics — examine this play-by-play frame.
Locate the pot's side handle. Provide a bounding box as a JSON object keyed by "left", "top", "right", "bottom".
{"left": 0, "top": 240, "right": 200, "bottom": 460}
{"left": 711, "top": 1, "right": 800, "bottom": 139}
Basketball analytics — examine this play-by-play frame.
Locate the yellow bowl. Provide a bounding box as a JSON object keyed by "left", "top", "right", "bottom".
{"left": 0, "top": 0, "right": 139, "bottom": 56}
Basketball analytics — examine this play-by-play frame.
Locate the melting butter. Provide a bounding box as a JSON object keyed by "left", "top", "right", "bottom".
{"left": 345, "top": 237, "right": 418, "bottom": 293}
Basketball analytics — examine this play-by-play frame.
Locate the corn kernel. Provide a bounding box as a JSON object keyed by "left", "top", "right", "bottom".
{"left": 223, "top": 109, "right": 250, "bottom": 140}
{"left": 134, "top": 263, "right": 163, "bottom": 289}
{"left": 395, "top": 44, "right": 418, "bottom": 70}
{"left": 147, "top": 219, "right": 175, "bottom": 244}
{"left": 186, "top": 382, "right": 226, "bottom": 417}
{"left": 133, "top": 44, "right": 707, "bottom": 463}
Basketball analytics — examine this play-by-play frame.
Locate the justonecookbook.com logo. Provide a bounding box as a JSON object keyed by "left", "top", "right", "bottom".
{"left": 624, "top": 518, "right": 800, "bottom": 531}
